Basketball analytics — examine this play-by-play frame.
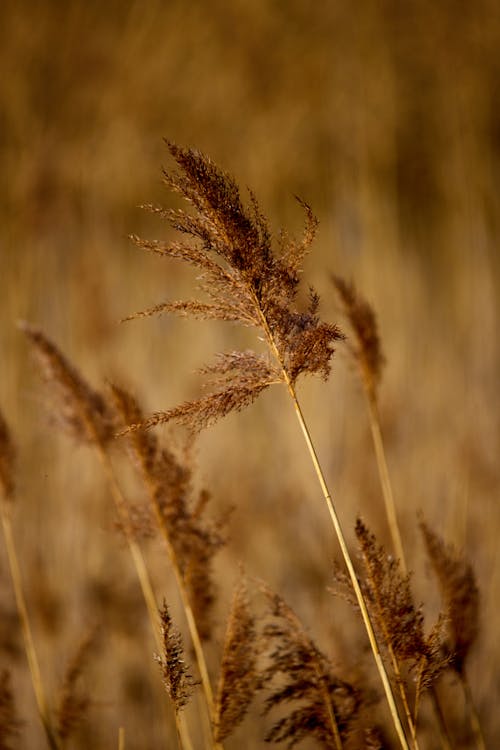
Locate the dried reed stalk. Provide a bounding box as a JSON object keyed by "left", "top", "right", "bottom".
{"left": 213, "top": 578, "right": 259, "bottom": 742}
{"left": 112, "top": 384, "right": 223, "bottom": 750}
{"left": 332, "top": 276, "right": 406, "bottom": 572}
{"left": 420, "top": 520, "right": 485, "bottom": 750}
{"left": 19, "top": 325, "right": 194, "bottom": 750}
{"left": 261, "top": 584, "right": 361, "bottom": 749}
{"left": 123, "top": 143, "right": 410, "bottom": 749}
{"left": 355, "top": 520, "right": 449, "bottom": 749}
{"left": 155, "top": 603, "right": 196, "bottom": 750}
{"left": 0, "top": 408, "right": 60, "bottom": 750}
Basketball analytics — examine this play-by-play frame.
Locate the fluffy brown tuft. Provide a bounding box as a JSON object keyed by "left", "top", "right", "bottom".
{"left": 155, "top": 603, "right": 196, "bottom": 713}
{"left": 420, "top": 520, "right": 480, "bottom": 675}
{"left": 123, "top": 143, "right": 343, "bottom": 434}
{"left": 213, "top": 579, "right": 260, "bottom": 742}
{"left": 19, "top": 322, "right": 115, "bottom": 446}
{"left": 261, "top": 585, "right": 361, "bottom": 748}
{"left": 332, "top": 276, "right": 385, "bottom": 400}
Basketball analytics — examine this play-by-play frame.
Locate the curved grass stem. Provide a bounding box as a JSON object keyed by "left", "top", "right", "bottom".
{"left": 285, "top": 382, "right": 410, "bottom": 750}
{"left": 0, "top": 504, "right": 60, "bottom": 750}
{"left": 253, "top": 300, "right": 410, "bottom": 749}
{"left": 365, "top": 393, "right": 407, "bottom": 573}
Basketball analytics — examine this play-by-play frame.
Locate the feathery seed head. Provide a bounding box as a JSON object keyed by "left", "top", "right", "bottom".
{"left": 123, "top": 143, "right": 343, "bottom": 434}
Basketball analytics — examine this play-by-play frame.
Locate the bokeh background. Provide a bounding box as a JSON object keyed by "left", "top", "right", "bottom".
{"left": 1, "top": 0, "right": 499, "bottom": 747}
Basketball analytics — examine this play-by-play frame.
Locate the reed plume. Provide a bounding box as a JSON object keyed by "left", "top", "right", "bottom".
{"left": 111, "top": 384, "right": 224, "bottom": 641}
{"left": 155, "top": 603, "right": 196, "bottom": 713}
{"left": 112, "top": 384, "right": 224, "bottom": 746}
{"left": 123, "top": 143, "right": 409, "bottom": 749}
{"left": 213, "top": 578, "right": 259, "bottom": 742}
{"left": 122, "top": 142, "right": 342, "bottom": 434}
{"left": 155, "top": 603, "right": 196, "bottom": 750}
{"left": 260, "top": 585, "right": 361, "bottom": 749}
{"left": 351, "top": 520, "right": 449, "bottom": 747}
{"left": 18, "top": 322, "right": 115, "bottom": 447}
{"left": 420, "top": 520, "right": 484, "bottom": 749}
{"left": 332, "top": 276, "right": 406, "bottom": 572}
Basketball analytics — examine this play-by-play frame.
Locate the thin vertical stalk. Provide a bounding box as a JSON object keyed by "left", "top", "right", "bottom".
{"left": 93, "top": 446, "right": 196, "bottom": 750}
{"left": 429, "top": 688, "right": 453, "bottom": 750}
{"left": 461, "top": 673, "right": 486, "bottom": 750}
{"left": 0, "top": 504, "right": 60, "bottom": 750}
{"left": 143, "top": 487, "right": 222, "bottom": 750}
{"left": 285, "top": 383, "right": 409, "bottom": 750}
{"left": 364, "top": 393, "right": 453, "bottom": 750}
{"left": 257, "top": 305, "right": 410, "bottom": 750}
{"left": 365, "top": 393, "right": 407, "bottom": 573}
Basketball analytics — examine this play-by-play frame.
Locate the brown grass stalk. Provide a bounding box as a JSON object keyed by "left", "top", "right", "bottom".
{"left": 111, "top": 385, "right": 223, "bottom": 750}
{"left": 332, "top": 276, "right": 406, "bottom": 572}
{"left": 420, "top": 520, "right": 485, "bottom": 750}
{"left": 0, "top": 410, "right": 60, "bottom": 750}
{"left": 123, "top": 144, "right": 410, "bottom": 749}
{"left": 19, "top": 325, "right": 194, "bottom": 750}
{"left": 260, "top": 583, "right": 360, "bottom": 749}
{"left": 332, "top": 277, "right": 455, "bottom": 748}
{"left": 262, "top": 321, "right": 410, "bottom": 750}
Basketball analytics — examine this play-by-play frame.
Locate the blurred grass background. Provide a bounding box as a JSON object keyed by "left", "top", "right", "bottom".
{"left": 1, "top": 0, "right": 499, "bottom": 746}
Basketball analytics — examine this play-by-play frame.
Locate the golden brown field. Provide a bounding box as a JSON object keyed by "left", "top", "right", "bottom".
{"left": 1, "top": 1, "right": 499, "bottom": 748}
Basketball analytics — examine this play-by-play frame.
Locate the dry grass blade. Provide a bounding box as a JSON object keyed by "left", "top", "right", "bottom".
{"left": 55, "top": 629, "right": 96, "bottom": 743}
{"left": 261, "top": 585, "right": 361, "bottom": 750}
{"left": 0, "top": 670, "right": 23, "bottom": 750}
{"left": 213, "top": 579, "right": 260, "bottom": 742}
